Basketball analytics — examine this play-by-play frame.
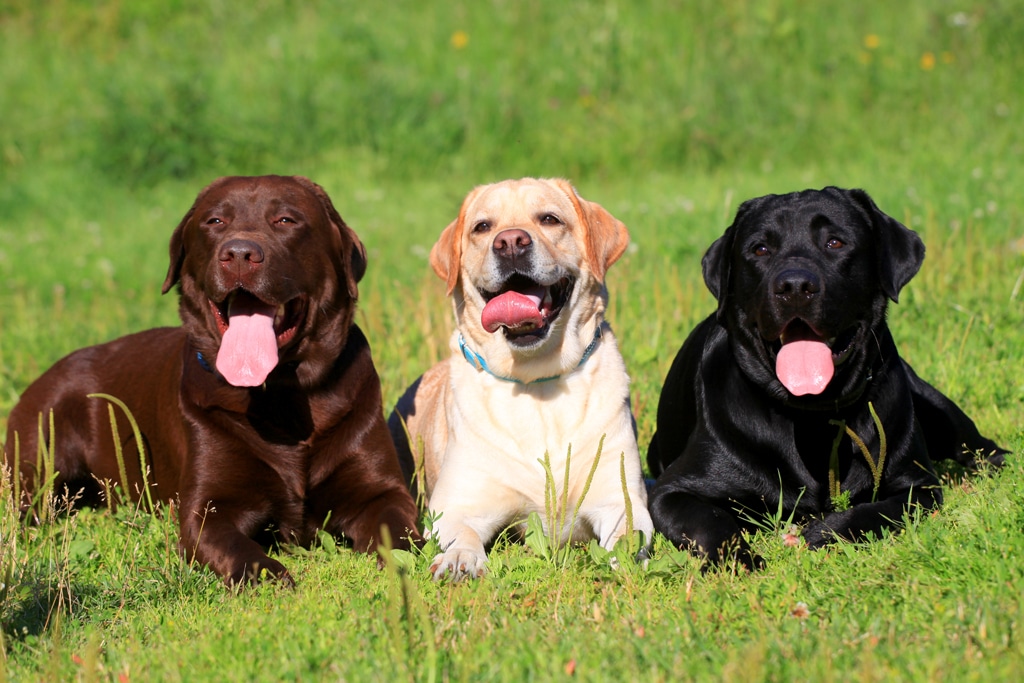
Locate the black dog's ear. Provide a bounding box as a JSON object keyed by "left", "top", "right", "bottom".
{"left": 846, "top": 188, "right": 925, "bottom": 302}
{"left": 701, "top": 229, "right": 733, "bottom": 306}
{"left": 703, "top": 197, "right": 762, "bottom": 313}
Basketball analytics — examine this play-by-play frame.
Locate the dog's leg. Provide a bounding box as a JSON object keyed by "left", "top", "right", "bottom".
{"left": 332, "top": 489, "right": 423, "bottom": 556}
{"left": 427, "top": 514, "right": 493, "bottom": 581}
{"left": 803, "top": 483, "right": 943, "bottom": 548}
{"left": 649, "top": 488, "right": 762, "bottom": 570}
{"left": 903, "top": 361, "right": 1007, "bottom": 467}
{"left": 178, "top": 500, "right": 293, "bottom": 587}
{"left": 585, "top": 493, "right": 655, "bottom": 554}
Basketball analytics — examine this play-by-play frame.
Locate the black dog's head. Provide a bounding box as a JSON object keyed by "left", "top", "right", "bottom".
{"left": 702, "top": 187, "right": 924, "bottom": 406}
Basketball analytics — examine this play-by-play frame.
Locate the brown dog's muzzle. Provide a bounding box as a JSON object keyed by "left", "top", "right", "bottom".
{"left": 218, "top": 238, "right": 265, "bottom": 277}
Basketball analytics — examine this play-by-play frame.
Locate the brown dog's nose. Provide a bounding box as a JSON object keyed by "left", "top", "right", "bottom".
{"left": 773, "top": 268, "right": 821, "bottom": 302}
{"left": 492, "top": 229, "right": 532, "bottom": 259}
{"left": 219, "top": 239, "right": 265, "bottom": 265}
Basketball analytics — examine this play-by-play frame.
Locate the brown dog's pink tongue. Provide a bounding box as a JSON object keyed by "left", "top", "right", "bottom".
{"left": 776, "top": 340, "right": 834, "bottom": 396}
{"left": 481, "top": 289, "right": 545, "bottom": 333}
{"left": 216, "top": 300, "right": 279, "bottom": 387}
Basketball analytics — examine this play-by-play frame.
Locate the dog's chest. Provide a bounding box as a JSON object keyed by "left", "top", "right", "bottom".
{"left": 449, "top": 369, "right": 625, "bottom": 479}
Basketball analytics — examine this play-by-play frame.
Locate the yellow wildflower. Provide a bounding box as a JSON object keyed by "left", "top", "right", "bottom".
{"left": 863, "top": 34, "right": 880, "bottom": 49}
{"left": 451, "top": 30, "right": 469, "bottom": 50}
{"left": 920, "top": 51, "right": 936, "bottom": 70}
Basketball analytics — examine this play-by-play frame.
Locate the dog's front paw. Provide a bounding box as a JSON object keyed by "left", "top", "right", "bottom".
{"left": 429, "top": 548, "right": 487, "bottom": 582}
{"left": 802, "top": 518, "right": 837, "bottom": 549}
{"left": 225, "top": 556, "right": 294, "bottom": 588}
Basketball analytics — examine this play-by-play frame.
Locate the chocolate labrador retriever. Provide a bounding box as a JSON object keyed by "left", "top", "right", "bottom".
{"left": 4, "top": 175, "right": 420, "bottom": 585}
{"left": 647, "top": 187, "right": 1006, "bottom": 569}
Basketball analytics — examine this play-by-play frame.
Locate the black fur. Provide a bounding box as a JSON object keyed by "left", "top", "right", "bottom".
{"left": 647, "top": 187, "right": 1006, "bottom": 569}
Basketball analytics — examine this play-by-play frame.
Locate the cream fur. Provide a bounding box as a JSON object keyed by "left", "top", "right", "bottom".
{"left": 398, "top": 178, "right": 653, "bottom": 580}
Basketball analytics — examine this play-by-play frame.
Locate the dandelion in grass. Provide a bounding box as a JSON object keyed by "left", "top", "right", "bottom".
{"left": 863, "top": 34, "right": 880, "bottom": 50}
{"left": 920, "top": 52, "right": 936, "bottom": 70}
{"left": 451, "top": 30, "right": 468, "bottom": 49}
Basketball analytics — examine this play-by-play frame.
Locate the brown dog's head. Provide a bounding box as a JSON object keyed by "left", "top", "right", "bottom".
{"left": 162, "top": 175, "right": 367, "bottom": 389}
{"left": 430, "top": 178, "right": 629, "bottom": 382}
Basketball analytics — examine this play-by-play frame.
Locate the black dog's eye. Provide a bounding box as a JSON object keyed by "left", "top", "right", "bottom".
{"left": 539, "top": 213, "right": 563, "bottom": 226}
{"left": 826, "top": 238, "right": 845, "bottom": 250}
{"left": 472, "top": 221, "right": 491, "bottom": 234}
{"left": 753, "top": 244, "right": 770, "bottom": 257}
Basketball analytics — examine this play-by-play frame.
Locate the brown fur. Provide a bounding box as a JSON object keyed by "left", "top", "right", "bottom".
{"left": 4, "top": 175, "right": 420, "bottom": 585}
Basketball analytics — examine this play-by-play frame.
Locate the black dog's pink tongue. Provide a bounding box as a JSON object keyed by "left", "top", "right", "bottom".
{"left": 481, "top": 287, "right": 546, "bottom": 333}
{"left": 216, "top": 297, "right": 279, "bottom": 387}
{"left": 776, "top": 339, "right": 834, "bottom": 396}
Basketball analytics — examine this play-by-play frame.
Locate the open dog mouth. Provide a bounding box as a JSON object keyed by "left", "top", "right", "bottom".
{"left": 764, "top": 319, "right": 859, "bottom": 396}
{"left": 207, "top": 290, "right": 307, "bottom": 386}
{"left": 478, "top": 273, "right": 575, "bottom": 345}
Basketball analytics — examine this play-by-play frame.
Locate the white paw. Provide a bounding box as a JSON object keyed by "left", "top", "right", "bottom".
{"left": 429, "top": 548, "right": 487, "bottom": 582}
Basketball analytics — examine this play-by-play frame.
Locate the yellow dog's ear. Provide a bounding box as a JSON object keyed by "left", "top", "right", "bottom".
{"left": 430, "top": 219, "right": 461, "bottom": 296}
{"left": 552, "top": 179, "right": 630, "bottom": 282}
{"left": 430, "top": 185, "right": 486, "bottom": 295}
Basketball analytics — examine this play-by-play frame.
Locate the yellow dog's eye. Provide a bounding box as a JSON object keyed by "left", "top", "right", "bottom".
{"left": 472, "top": 221, "right": 491, "bottom": 233}
{"left": 539, "top": 213, "right": 562, "bottom": 226}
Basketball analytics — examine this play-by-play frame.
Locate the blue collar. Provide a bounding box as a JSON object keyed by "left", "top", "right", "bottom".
{"left": 458, "top": 325, "right": 603, "bottom": 384}
{"left": 196, "top": 350, "right": 214, "bottom": 373}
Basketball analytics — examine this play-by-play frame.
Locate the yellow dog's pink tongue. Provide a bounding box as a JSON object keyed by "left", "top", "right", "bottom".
{"left": 481, "top": 289, "right": 545, "bottom": 333}
{"left": 776, "top": 340, "right": 834, "bottom": 396}
{"left": 216, "top": 300, "right": 279, "bottom": 387}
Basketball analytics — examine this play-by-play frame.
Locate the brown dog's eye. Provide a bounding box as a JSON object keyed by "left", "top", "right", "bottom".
{"left": 472, "top": 221, "right": 491, "bottom": 233}
{"left": 275, "top": 216, "right": 297, "bottom": 226}
{"left": 539, "top": 213, "right": 563, "bottom": 226}
{"left": 826, "top": 238, "right": 844, "bottom": 250}
{"left": 205, "top": 217, "right": 224, "bottom": 226}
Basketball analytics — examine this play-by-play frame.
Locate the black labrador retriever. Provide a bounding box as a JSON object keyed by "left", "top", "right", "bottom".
{"left": 647, "top": 187, "right": 1006, "bottom": 569}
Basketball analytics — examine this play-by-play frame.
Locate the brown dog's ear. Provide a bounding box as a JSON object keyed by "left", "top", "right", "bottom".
{"left": 843, "top": 188, "right": 925, "bottom": 303}
{"left": 163, "top": 177, "right": 233, "bottom": 295}
{"left": 552, "top": 179, "right": 629, "bottom": 281}
{"left": 301, "top": 177, "right": 367, "bottom": 300}
{"left": 162, "top": 206, "right": 194, "bottom": 294}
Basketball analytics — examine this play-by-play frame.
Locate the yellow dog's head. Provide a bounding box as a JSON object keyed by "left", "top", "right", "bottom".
{"left": 430, "top": 178, "right": 629, "bottom": 382}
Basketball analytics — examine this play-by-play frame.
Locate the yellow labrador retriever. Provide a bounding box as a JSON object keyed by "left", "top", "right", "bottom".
{"left": 390, "top": 178, "right": 653, "bottom": 580}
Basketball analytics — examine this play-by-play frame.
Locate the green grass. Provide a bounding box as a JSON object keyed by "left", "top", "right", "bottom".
{"left": 3, "top": 1, "right": 1024, "bottom": 680}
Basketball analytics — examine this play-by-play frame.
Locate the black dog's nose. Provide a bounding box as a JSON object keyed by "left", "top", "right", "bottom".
{"left": 773, "top": 268, "right": 821, "bottom": 301}
{"left": 492, "top": 229, "right": 532, "bottom": 259}
{"left": 218, "top": 239, "right": 265, "bottom": 264}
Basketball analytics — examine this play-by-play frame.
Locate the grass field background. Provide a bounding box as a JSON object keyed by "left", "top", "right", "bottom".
{"left": 2, "top": 1, "right": 1023, "bottom": 680}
